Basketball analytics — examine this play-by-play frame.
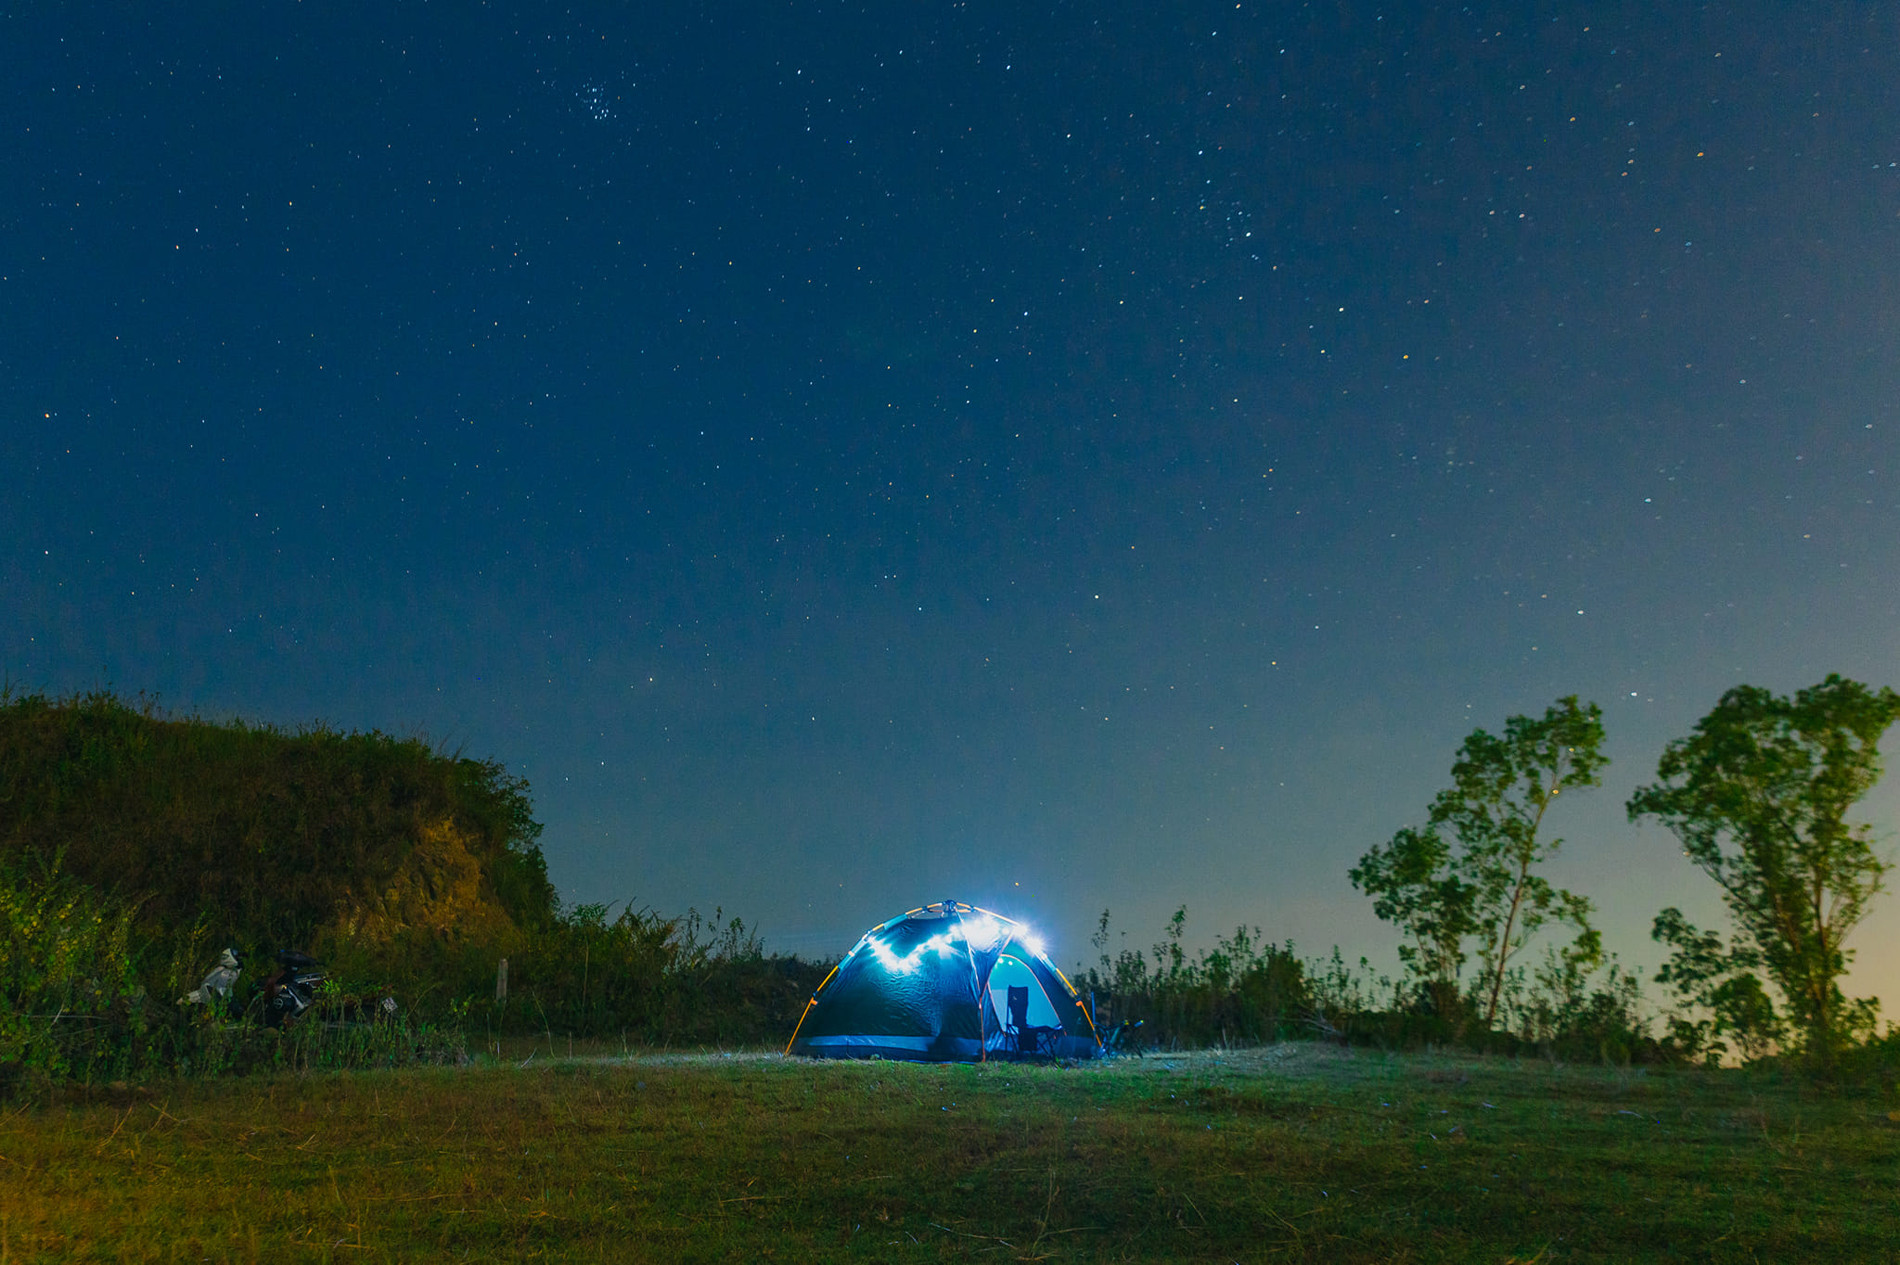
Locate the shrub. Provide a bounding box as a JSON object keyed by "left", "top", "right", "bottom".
{"left": 1077, "top": 909, "right": 1312, "bottom": 1049}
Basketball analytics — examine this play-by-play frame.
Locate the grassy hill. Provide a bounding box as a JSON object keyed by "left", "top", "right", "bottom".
{"left": 0, "top": 689, "right": 556, "bottom": 955}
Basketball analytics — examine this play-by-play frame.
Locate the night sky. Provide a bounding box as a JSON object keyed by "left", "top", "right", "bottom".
{"left": 6, "top": 4, "right": 1898, "bottom": 997}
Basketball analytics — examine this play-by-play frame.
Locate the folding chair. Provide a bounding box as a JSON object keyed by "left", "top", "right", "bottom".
{"left": 1006, "top": 985, "right": 1030, "bottom": 1055}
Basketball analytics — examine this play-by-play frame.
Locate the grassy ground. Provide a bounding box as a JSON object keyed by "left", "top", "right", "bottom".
{"left": 2, "top": 1043, "right": 1895, "bottom": 1263}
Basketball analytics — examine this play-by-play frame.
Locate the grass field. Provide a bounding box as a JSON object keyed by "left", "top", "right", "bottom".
{"left": 2, "top": 1043, "right": 1895, "bottom": 1263}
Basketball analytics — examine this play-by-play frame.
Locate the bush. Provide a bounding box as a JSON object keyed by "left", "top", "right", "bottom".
{"left": 0, "top": 857, "right": 469, "bottom": 1095}
{"left": 0, "top": 857, "right": 151, "bottom": 1091}
{"left": 1076, "top": 909, "right": 1311, "bottom": 1049}
{"left": 462, "top": 903, "right": 828, "bottom": 1048}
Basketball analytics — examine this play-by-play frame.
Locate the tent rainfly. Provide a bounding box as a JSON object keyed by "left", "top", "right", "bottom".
{"left": 786, "top": 900, "right": 1101, "bottom": 1062}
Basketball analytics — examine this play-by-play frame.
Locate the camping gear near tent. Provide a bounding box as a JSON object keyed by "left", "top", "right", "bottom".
{"left": 179, "top": 948, "right": 242, "bottom": 1006}
{"left": 786, "top": 900, "right": 1101, "bottom": 1062}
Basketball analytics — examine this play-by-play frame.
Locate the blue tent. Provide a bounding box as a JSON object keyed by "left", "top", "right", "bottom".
{"left": 786, "top": 900, "right": 1101, "bottom": 1062}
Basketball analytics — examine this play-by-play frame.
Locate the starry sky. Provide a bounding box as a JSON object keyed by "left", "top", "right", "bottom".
{"left": 5, "top": 3, "right": 1898, "bottom": 998}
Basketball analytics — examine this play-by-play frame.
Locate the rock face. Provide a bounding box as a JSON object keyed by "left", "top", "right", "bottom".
{"left": 334, "top": 818, "right": 520, "bottom": 947}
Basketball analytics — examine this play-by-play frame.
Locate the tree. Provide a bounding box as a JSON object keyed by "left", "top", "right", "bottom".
{"left": 1439, "top": 697, "right": 1608, "bottom": 1027}
{"left": 1347, "top": 826, "right": 1476, "bottom": 1017}
{"left": 1628, "top": 674, "right": 1900, "bottom": 1070}
{"left": 1353, "top": 696, "right": 1607, "bottom": 1029}
{"left": 1649, "top": 906, "right": 1783, "bottom": 1064}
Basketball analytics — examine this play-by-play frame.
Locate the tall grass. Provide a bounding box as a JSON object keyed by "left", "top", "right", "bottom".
{"left": 487, "top": 903, "right": 825, "bottom": 1047}
{"left": 1076, "top": 908, "right": 1311, "bottom": 1048}
{"left": 0, "top": 857, "right": 149, "bottom": 1090}
{"left": 0, "top": 857, "right": 466, "bottom": 1095}
{"left": 0, "top": 856, "right": 824, "bottom": 1093}
{"left": 1302, "top": 948, "right": 1662, "bottom": 1063}
{"left": 1076, "top": 908, "right": 1669, "bottom": 1065}
{"left": 327, "top": 899, "right": 831, "bottom": 1050}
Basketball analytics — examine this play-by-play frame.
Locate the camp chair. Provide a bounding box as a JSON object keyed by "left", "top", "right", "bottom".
{"left": 1101, "top": 1018, "right": 1144, "bottom": 1055}
{"left": 1005, "top": 986, "right": 1031, "bottom": 1055}
{"left": 1005, "top": 986, "right": 1066, "bottom": 1058}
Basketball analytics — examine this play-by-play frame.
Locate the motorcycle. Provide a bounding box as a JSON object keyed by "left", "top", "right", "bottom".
{"left": 262, "top": 950, "right": 329, "bottom": 1028}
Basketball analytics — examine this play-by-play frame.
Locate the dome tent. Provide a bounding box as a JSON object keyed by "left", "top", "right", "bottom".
{"left": 786, "top": 900, "right": 1101, "bottom": 1062}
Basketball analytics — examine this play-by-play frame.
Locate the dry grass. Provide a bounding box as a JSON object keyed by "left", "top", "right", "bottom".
{"left": 2, "top": 1043, "right": 1895, "bottom": 1262}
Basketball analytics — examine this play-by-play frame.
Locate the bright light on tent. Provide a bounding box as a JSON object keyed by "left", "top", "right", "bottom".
{"left": 865, "top": 933, "right": 962, "bottom": 975}
{"left": 959, "top": 912, "right": 1003, "bottom": 947}
{"left": 1019, "top": 933, "right": 1046, "bottom": 957}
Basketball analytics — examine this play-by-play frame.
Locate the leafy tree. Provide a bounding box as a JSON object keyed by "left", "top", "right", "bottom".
{"left": 1629, "top": 675, "right": 1900, "bottom": 1070}
{"left": 1353, "top": 697, "right": 1607, "bottom": 1029}
{"left": 1346, "top": 826, "right": 1475, "bottom": 1017}
{"left": 1650, "top": 906, "right": 1783, "bottom": 1064}
{"left": 1438, "top": 696, "right": 1608, "bottom": 1028}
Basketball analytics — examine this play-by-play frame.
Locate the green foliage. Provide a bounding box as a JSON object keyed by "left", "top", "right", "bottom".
{"left": 1078, "top": 908, "right": 1311, "bottom": 1048}
{"left": 472, "top": 902, "right": 827, "bottom": 1048}
{"left": 1346, "top": 825, "right": 1475, "bottom": 1019}
{"left": 1435, "top": 696, "right": 1608, "bottom": 1027}
{"left": 0, "top": 852, "right": 813, "bottom": 1092}
{"left": 1294, "top": 939, "right": 1656, "bottom": 1063}
{"left": 1302, "top": 947, "right": 1397, "bottom": 1042}
{"left": 0, "top": 858, "right": 462, "bottom": 1094}
{"left": 1629, "top": 674, "right": 1900, "bottom": 1072}
{"left": 1514, "top": 944, "right": 1649, "bottom": 1063}
{"left": 1352, "top": 696, "right": 1608, "bottom": 1032}
{"left": 0, "top": 857, "right": 149, "bottom": 1091}
{"left": 1649, "top": 906, "right": 1784, "bottom": 1065}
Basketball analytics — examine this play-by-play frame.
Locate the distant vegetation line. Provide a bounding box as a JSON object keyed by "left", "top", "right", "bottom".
{"left": 5, "top": 683, "right": 1900, "bottom": 1094}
